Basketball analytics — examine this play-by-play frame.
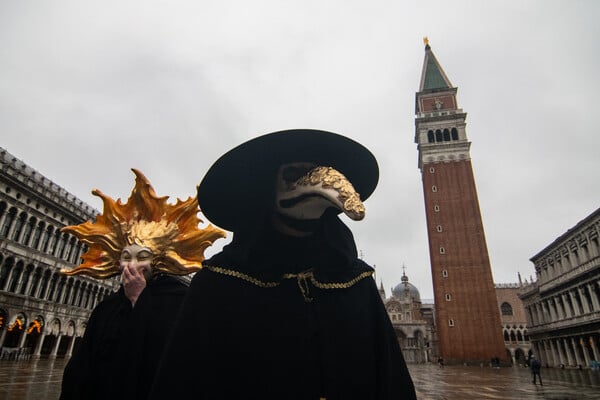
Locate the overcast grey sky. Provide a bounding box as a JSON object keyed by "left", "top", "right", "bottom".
{"left": 1, "top": 0, "right": 599, "bottom": 300}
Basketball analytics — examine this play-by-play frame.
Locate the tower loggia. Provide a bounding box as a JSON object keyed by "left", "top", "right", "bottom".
{"left": 414, "top": 40, "right": 506, "bottom": 363}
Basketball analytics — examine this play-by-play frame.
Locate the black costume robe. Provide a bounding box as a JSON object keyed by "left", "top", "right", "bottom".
{"left": 60, "top": 275, "right": 188, "bottom": 400}
{"left": 150, "top": 214, "right": 417, "bottom": 400}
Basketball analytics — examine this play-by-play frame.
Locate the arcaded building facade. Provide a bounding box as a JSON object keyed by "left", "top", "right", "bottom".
{"left": 414, "top": 42, "right": 506, "bottom": 363}
{"left": 381, "top": 272, "right": 433, "bottom": 363}
{"left": 496, "top": 282, "right": 531, "bottom": 365}
{"left": 519, "top": 208, "right": 600, "bottom": 368}
{"left": 0, "top": 147, "right": 118, "bottom": 359}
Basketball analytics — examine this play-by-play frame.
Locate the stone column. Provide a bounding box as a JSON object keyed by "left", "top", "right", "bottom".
{"left": 549, "top": 340, "right": 558, "bottom": 367}
{"left": 536, "top": 303, "right": 545, "bottom": 324}
{"left": 31, "top": 276, "right": 43, "bottom": 299}
{"left": 536, "top": 341, "right": 546, "bottom": 364}
{"left": 57, "top": 281, "right": 68, "bottom": 303}
{"left": 49, "top": 335, "right": 62, "bottom": 358}
{"left": 65, "top": 335, "right": 76, "bottom": 357}
{"left": 17, "top": 328, "right": 27, "bottom": 348}
{"left": 587, "top": 283, "right": 600, "bottom": 311}
{"left": 578, "top": 287, "right": 592, "bottom": 314}
{"left": 21, "top": 272, "right": 34, "bottom": 297}
{"left": 555, "top": 296, "right": 566, "bottom": 319}
{"left": 0, "top": 212, "right": 8, "bottom": 234}
{"left": 568, "top": 290, "right": 580, "bottom": 316}
{"left": 571, "top": 337, "right": 583, "bottom": 367}
{"left": 2, "top": 267, "right": 16, "bottom": 291}
{"left": 561, "top": 293, "right": 572, "bottom": 318}
{"left": 556, "top": 339, "right": 567, "bottom": 366}
{"left": 32, "top": 333, "right": 45, "bottom": 358}
{"left": 563, "top": 338, "right": 575, "bottom": 366}
{"left": 581, "top": 337, "right": 592, "bottom": 367}
{"left": 550, "top": 299, "right": 559, "bottom": 320}
{"left": 546, "top": 300, "right": 557, "bottom": 321}
{"left": 590, "top": 336, "right": 599, "bottom": 362}
{"left": 5, "top": 217, "right": 17, "bottom": 241}
{"left": 14, "top": 268, "right": 29, "bottom": 294}
{"left": 509, "top": 348, "right": 516, "bottom": 365}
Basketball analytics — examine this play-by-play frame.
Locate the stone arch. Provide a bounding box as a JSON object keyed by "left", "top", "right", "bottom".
{"left": 394, "top": 327, "right": 408, "bottom": 349}
{"left": 514, "top": 347, "right": 527, "bottom": 366}
{"left": 40, "top": 318, "right": 61, "bottom": 356}
{"left": 41, "top": 224, "right": 54, "bottom": 253}
{"left": 28, "top": 266, "right": 43, "bottom": 297}
{"left": 4, "top": 312, "right": 27, "bottom": 348}
{"left": 1, "top": 207, "right": 17, "bottom": 237}
{"left": 18, "top": 263, "right": 35, "bottom": 295}
{"left": 22, "top": 216, "right": 37, "bottom": 246}
{"left": 506, "top": 348, "right": 513, "bottom": 365}
{"left": 7, "top": 260, "right": 24, "bottom": 293}
{"left": 11, "top": 211, "right": 27, "bottom": 241}
{"left": 0, "top": 308, "right": 7, "bottom": 330}
{"left": 0, "top": 256, "right": 14, "bottom": 290}
{"left": 443, "top": 128, "right": 450, "bottom": 141}
{"left": 451, "top": 127, "right": 458, "bottom": 140}
{"left": 501, "top": 301, "right": 513, "bottom": 316}
{"left": 25, "top": 315, "right": 44, "bottom": 350}
{"left": 46, "top": 272, "right": 60, "bottom": 302}
{"left": 0, "top": 200, "right": 7, "bottom": 220}
{"left": 31, "top": 220, "right": 45, "bottom": 249}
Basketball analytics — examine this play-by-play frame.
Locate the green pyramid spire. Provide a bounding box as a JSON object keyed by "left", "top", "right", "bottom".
{"left": 419, "top": 42, "right": 453, "bottom": 92}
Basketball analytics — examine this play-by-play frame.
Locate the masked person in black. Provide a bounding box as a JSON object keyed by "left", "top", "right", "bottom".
{"left": 150, "top": 129, "right": 417, "bottom": 400}
{"left": 59, "top": 169, "right": 224, "bottom": 400}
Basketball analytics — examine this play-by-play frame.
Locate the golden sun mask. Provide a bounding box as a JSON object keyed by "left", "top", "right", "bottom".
{"left": 61, "top": 169, "right": 226, "bottom": 279}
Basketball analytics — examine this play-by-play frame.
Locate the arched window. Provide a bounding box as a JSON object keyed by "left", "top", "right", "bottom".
{"left": 23, "top": 218, "right": 36, "bottom": 246}
{"left": 11, "top": 212, "right": 27, "bottom": 241}
{"left": 41, "top": 226, "right": 53, "bottom": 252}
{"left": 0, "top": 258, "right": 14, "bottom": 289}
{"left": 443, "top": 129, "right": 450, "bottom": 141}
{"left": 501, "top": 302, "right": 513, "bottom": 316}
{"left": 427, "top": 130, "right": 435, "bottom": 143}
{"left": 510, "top": 331, "right": 516, "bottom": 342}
{"left": 1, "top": 208, "right": 17, "bottom": 237}
{"left": 451, "top": 128, "right": 458, "bottom": 140}
{"left": 8, "top": 262, "right": 24, "bottom": 293}
{"left": 29, "top": 268, "right": 42, "bottom": 297}
{"left": 19, "top": 265, "right": 34, "bottom": 295}
{"left": 435, "top": 130, "right": 442, "bottom": 142}
{"left": 32, "top": 221, "right": 44, "bottom": 249}
{"left": 503, "top": 331, "right": 509, "bottom": 341}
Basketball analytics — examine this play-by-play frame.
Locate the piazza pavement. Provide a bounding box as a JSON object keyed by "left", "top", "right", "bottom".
{"left": 0, "top": 358, "right": 599, "bottom": 399}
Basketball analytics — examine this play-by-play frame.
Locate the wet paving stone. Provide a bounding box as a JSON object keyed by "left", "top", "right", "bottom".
{"left": 0, "top": 358, "right": 599, "bottom": 399}
{"left": 410, "top": 363, "right": 600, "bottom": 400}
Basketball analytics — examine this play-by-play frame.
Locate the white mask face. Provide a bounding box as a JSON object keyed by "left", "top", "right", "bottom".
{"left": 119, "top": 244, "right": 154, "bottom": 280}
{"left": 275, "top": 163, "right": 365, "bottom": 221}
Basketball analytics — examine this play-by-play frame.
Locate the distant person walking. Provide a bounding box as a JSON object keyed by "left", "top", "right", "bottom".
{"left": 438, "top": 357, "right": 444, "bottom": 368}
{"left": 530, "top": 355, "right": 543, "bottom": 385}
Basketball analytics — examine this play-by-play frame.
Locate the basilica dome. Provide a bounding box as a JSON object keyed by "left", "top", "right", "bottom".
{"left": 391, "top": 273, "right": 421, "bottom": 302}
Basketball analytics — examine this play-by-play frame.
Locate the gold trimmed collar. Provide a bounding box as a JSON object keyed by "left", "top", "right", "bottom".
{"left": 205, "top": 265, "right": 373, "bottom": 303}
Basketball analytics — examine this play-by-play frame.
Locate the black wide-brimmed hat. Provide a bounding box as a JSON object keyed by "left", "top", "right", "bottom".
{"left": 197, "top": 129, "right": 379, "bottom": 232}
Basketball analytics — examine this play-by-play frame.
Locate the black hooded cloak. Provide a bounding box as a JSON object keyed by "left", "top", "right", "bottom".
{"left": 149, "top": 212, "right": 417, "bottom": 400}
{"left": 59, "top": 274, "right": 188, "bottom": 400}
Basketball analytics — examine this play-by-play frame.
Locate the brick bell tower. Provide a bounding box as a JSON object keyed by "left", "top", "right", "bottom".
{"left": 414, "top": 39, "right": 506, "bottom": 364}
